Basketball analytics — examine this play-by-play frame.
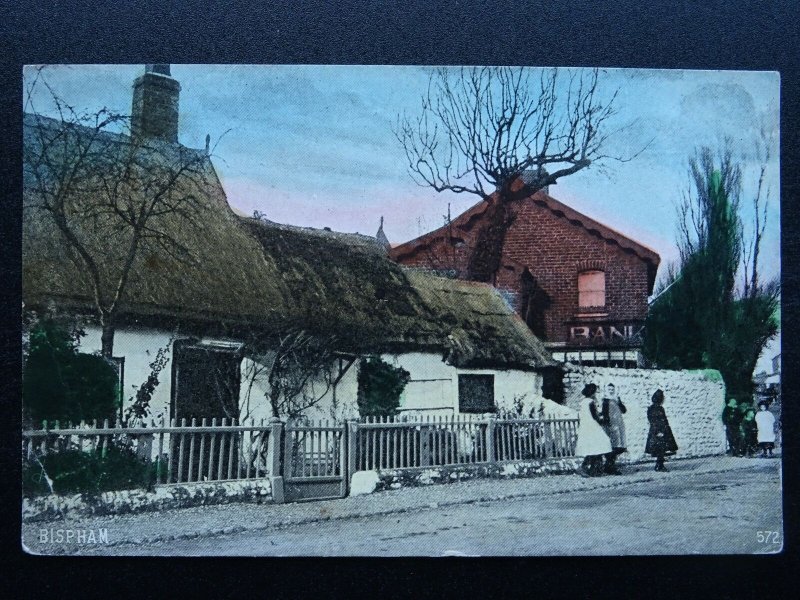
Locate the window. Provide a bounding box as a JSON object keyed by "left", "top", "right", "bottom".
{"left": 458, "top": 374, "right": 495, "bottom": 413}
{"left": 171, "top": 342, "right": 242, "bottom": 422}
{"left": 578, "top": 270, "right": 606, "bottom": 308}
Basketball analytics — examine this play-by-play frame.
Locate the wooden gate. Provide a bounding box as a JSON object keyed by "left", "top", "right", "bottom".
{"left": 283, "top": 420, "right": 348, "bottom": 502}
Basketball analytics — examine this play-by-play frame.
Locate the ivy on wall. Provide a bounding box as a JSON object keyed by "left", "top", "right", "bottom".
{"left": 356, "top": 357, "right": 411, "bottom": 417}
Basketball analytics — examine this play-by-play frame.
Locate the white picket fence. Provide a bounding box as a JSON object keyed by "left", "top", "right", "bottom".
{"left": 353, "top": 414, "right": 579, "bottom": 471}
{"left": 22, "top": 418, "right": 281, "bottom": 485}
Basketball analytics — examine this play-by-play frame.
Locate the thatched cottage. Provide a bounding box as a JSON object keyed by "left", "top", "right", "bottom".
{"left": 22, "top": 65, "right": 559, "bottom": 425}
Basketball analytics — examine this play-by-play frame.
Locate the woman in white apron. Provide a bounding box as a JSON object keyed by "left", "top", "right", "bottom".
{"left": 755, "top": 400, "right": 776, "bottom": 457}
{"left": 575, "top": 383, "right": 612, "bottom": 477}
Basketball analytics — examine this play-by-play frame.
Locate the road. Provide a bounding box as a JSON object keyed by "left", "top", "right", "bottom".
{"left": 95, "top": 460, "right": 782, "bottom": 556}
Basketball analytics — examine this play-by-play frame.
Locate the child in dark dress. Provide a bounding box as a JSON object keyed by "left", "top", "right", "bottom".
{"left": 645, "top": 389, "right": 678, "bottom": 471}
{"left": 739, "top": 407, "right": 758, "bottom": 458}
{"left": 722, "top": 398, "right": 741, "bottom": 456}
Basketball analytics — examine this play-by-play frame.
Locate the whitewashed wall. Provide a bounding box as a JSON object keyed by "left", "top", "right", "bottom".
{"left": 563, "top": 366, "right": 727, "bottom": 461}
{"left": 382, "top": 352, "right": 545, "bottom": 417}
{"left": 238, "top": 355, "right": 360, "bottom": 423}
{"left": 77, "top": 325, "right": 176, "bottom": 423}
{"left": 76, "top": 328, "right": 545, "bottom": 424}
{"left": 77, "top": 325, "right": 360, "bottom": 424}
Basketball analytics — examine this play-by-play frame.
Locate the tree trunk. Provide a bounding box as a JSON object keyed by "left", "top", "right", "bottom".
{"left": 466, "top": 193, "right": 516, "bottom": 282}
{"left": 100, "top": 321, "right": 115, "bottom": 358}
{"left": 269, "top": 385, "right": 281, "bottom": 419}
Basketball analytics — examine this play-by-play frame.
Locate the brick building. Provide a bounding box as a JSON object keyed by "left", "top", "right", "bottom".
{"left": 389, "top": 180, "right": 660, "bottom": 366}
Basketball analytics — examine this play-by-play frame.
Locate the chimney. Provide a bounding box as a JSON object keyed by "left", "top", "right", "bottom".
{"left": 521, "top": 167, "right": 550, "bottom": 195}
{"left": 131, "top": 64, "right": 181, "bottom": 143}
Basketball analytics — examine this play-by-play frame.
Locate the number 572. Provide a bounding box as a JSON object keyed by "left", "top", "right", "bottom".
{"left": 757, "top": 530, "right": 780, "bottom": 544}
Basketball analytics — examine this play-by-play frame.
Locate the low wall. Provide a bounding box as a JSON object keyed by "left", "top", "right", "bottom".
{"left": 362, "top": 458, "right": 582, "bottom": 492}
{"left": 562, "top": 366, "right": 727, "bottom": 462}
{"left": 22, "top": 479, "right": 273, "bottom": 522}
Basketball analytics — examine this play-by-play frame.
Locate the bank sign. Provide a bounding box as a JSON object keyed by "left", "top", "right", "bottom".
{"left": 568, "top": 323, "right": 644, "bottom": 345}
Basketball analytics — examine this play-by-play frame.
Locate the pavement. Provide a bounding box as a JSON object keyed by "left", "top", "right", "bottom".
{"left": 22, "top": 455, "right": 782, "bottom": 556}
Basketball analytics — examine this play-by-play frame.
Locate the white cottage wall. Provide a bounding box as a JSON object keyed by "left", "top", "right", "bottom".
{"left": 76, "top": 325, "right": 176, "bottom": 422}
{"left": 384, "top": 352, "right": 454, "bottom": 415}
{"left": 382, "top": 352, "right": 545, "bottom": 417}
{"left": 494, "top": 370, "right": 545, "bottom": 416}
{"left": 238, "top": 355, "right": 361, "bottom": 423}
{"left": 76, "top": 326, "right": 361, "bottom": 425}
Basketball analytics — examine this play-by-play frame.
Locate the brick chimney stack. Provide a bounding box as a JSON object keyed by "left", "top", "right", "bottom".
{"left": 131, "top": 64, "right": 181, "bottom": 143}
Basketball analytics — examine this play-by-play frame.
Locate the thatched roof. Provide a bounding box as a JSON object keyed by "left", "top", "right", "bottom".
{"left": 23, "top": 113, "right": 291, "bottom": 328}
{"left": 22, "top": 113, "right": 555, "bottom": 370}
{"left": 401, "top": 270, "right": 558, "bottom": 368}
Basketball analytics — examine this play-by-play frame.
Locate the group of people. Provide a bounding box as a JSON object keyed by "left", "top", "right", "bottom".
{"left": 575, "top": 382, "right": 678, "bottom": 477}
{"left": 722, "top": 398, "right": 776, "bottom": 458}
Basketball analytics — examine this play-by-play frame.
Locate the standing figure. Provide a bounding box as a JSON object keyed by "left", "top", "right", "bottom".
{"left": 601, "top": 382, "right": 627, "bottom": 475}
{"left": 645, "top": 389, "right": 678, "bottom": 471}
{"left": 739, "top": 407, "right": 758, "bottom": 457}
{"left": 722, "top": 398, "right": 741, "bottom": 456}
{"left": 755, "top": 401, "right": 776, "bottom": 457}
{"left": 574, "top": 383, "right": 612, "bottom": 477}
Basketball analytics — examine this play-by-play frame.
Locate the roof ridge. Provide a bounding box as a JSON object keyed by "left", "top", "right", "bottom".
{"left": 390, "top": 187, "right": 660, "bottom": 266}
{"left": 240, "top": 215, "right": 383, "bottom": 249}
{"left": 23, "top": 111, "right": 208, "bottom": 156}
{"left": 534, "top": 190, "right": 661, "bottom": 261}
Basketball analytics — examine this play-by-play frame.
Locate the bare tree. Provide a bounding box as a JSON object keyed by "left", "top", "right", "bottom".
{"left": 24, "top": 68, "right": 217, "bottom": 357}
{"left": 263, "top": 330, "right": 340, "bottom": 420}
{"left": 395, "top": 67, "right": 625, "bottom": 281}
{"left": 741, "top": 125, "right": 775, "bottom": 300}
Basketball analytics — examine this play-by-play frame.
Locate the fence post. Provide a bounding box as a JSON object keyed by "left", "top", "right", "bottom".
{"left": 486, "top": 417, "right": 496, "bottom": 467}
{"left": 542, "top": 419, "right": 552, "bottom": 459}
{"left": 347, "top": 420, "right": 358, "bottom": 482}
{"left": 267, "top": 417, "right": 285, "bottom": 504}
{"left": 420, "top": 422, "right": 431, "bottom": 467}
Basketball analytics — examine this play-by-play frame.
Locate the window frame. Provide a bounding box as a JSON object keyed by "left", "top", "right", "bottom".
{"left": 577, "top": 269, "right": 606, "bottom": 309}
{"left": 457, "top": 373, "right": 496, "bottom": 414}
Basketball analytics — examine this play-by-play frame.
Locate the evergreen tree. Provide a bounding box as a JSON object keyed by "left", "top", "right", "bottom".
{"left": 644, "top": 148, "right": 779, "bottom": 399}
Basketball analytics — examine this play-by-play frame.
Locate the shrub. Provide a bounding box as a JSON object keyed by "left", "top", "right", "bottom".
{"left": 23, "top": 318, "right": 119, "bottom": 424}
{"left": 22, "top": 444, "right": 156, "bottom": 498}
{"left": 356, "top": 356, "right": 410, "bottom": 417}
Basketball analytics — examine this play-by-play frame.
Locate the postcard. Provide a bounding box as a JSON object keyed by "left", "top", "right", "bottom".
{"left": 21, "top": 64, "right": 781, "bottom": 555}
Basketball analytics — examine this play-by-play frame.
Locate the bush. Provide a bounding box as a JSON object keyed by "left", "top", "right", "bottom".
{"left": 357, "top": 356, "right": 411, "bottom": 417}
{"left": 23, "top": 318, "right": 119, "bottom": 424}
{"left": 22, "top": 444, "right": 156, "bottom": 498}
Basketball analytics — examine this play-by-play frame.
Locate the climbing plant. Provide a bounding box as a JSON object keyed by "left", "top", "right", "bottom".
{"left": 356, "top": 356, "right": 411, "bottom": 417}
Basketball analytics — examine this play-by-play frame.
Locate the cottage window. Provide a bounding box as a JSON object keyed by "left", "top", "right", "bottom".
{"left": 578, "top": 270, "right": 606, "bottom": 308}
{"left": 171, "top": 342, "right": 242, "bottom": 422}
{"left": 458, "top": 374, "right": 495, "bottom": 413}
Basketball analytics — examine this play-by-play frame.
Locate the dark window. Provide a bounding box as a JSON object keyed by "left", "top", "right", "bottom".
{"left": 171, "top": 342, "right": 242, "bottom": 422}
{"left": 458, "top": 374, "right": 495, "bottom": 413}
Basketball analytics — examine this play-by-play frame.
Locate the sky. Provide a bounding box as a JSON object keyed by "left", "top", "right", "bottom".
{"left": 23, "top": 64, "right": 781, "bottom": 370}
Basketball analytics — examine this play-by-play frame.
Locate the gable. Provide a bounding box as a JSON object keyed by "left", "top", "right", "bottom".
{"left": 390, "top": 189, "right": 660, "bottom": 293}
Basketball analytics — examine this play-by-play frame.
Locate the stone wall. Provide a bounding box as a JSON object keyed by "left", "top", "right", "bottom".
{"left": 22, "top": 479, "right": 272, "bottom": 522}
{"left": 354, "top": 458, "right": 583, "bottom": 494}
{"left": 563, "top": 366, "right": 727, "bottom": 462}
